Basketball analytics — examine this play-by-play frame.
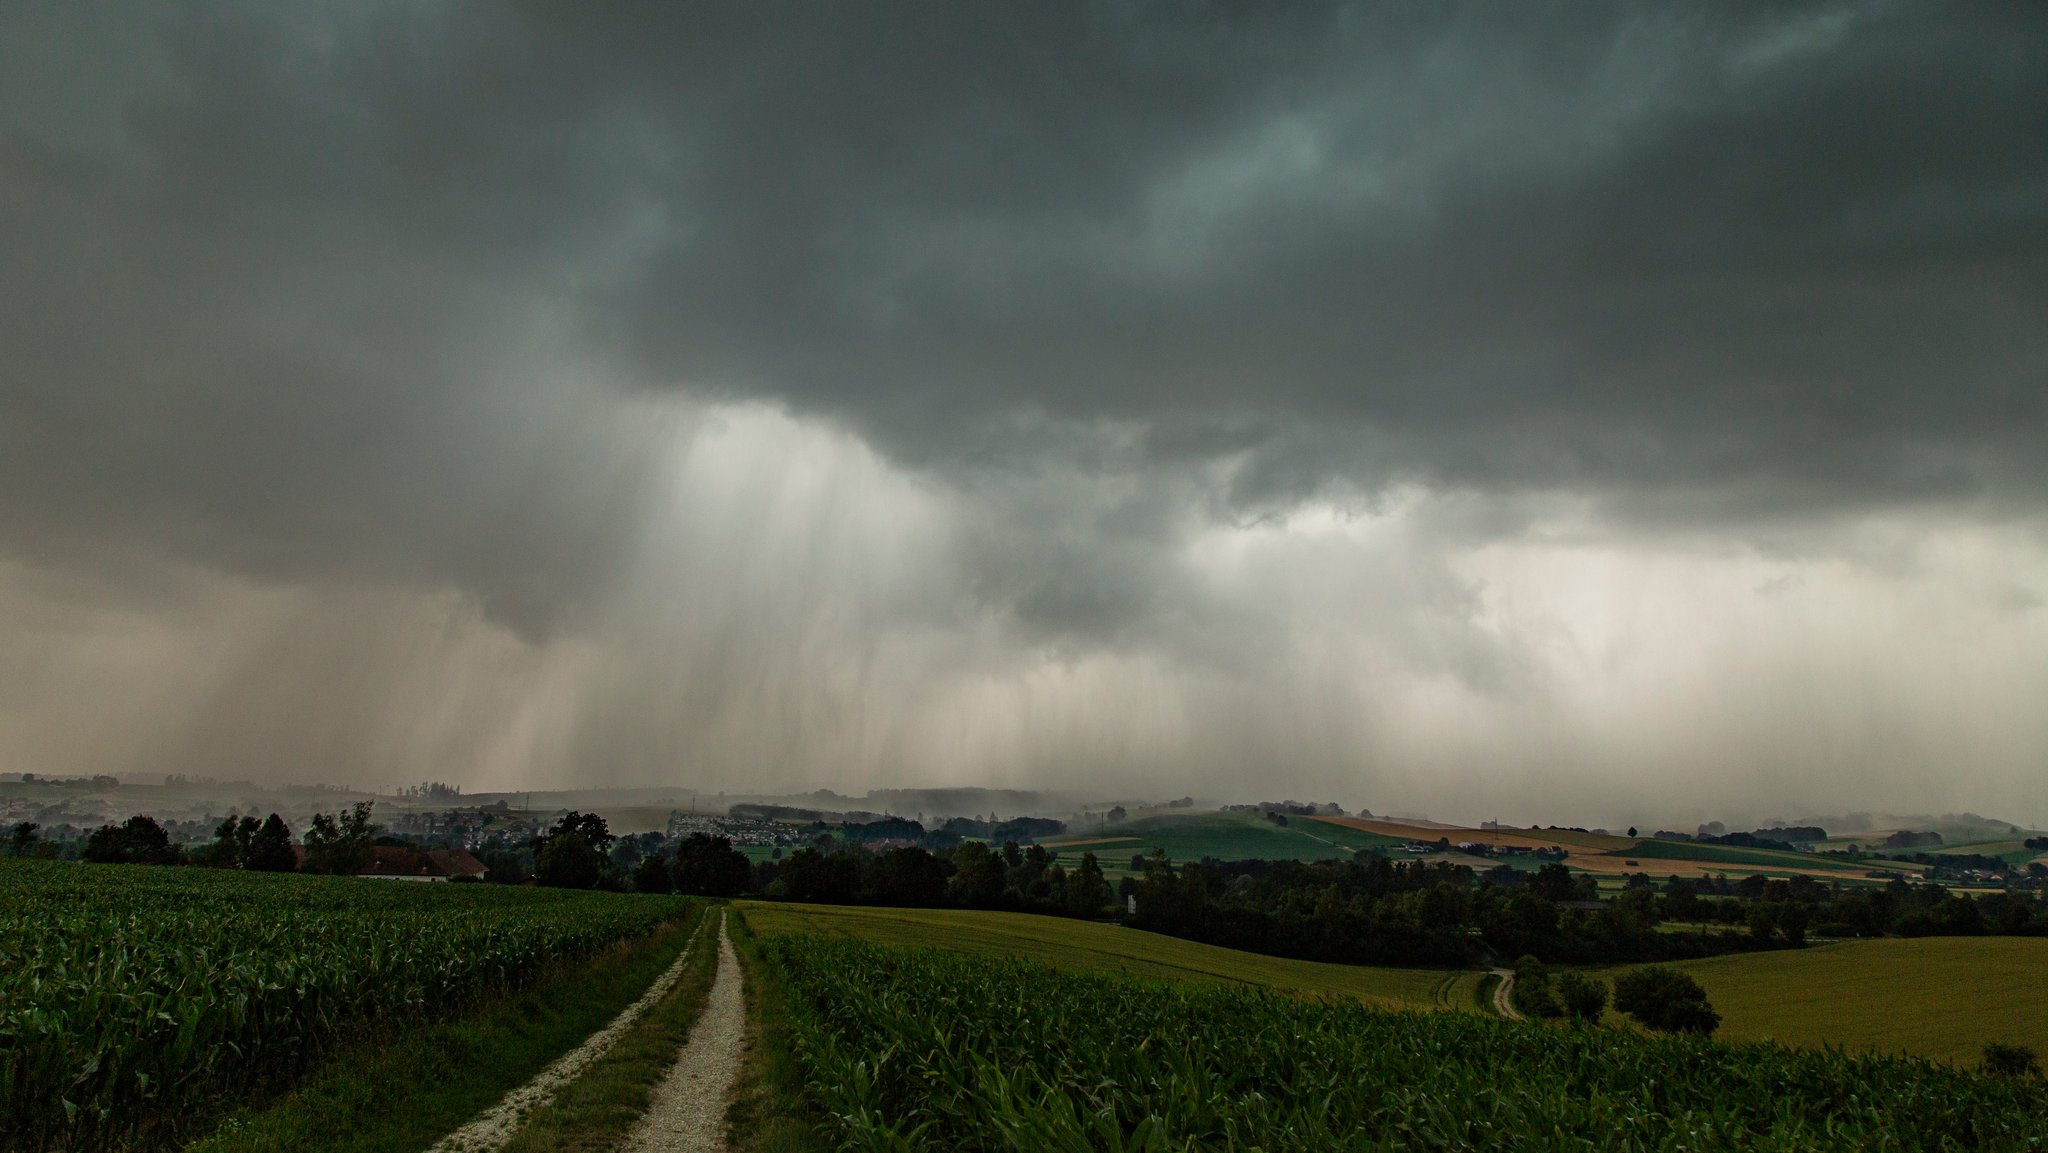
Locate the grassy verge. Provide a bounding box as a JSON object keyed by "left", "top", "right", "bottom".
{"left": 1475, "top": 972, "right": 1501, "bottom": 1015}
{"left": 185, "top": 905, "right": 700, "bottom": 1153}
{"left": 499, "top": 909, "right": 721, "bottom": 1153}
{"left": 725, "top": 908, "right": 825, "bottom": 1153}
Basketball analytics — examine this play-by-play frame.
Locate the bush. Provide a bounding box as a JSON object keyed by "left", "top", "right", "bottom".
{"left": 1554, "top": 970, "right": 1608, "bottom": 1023}
{"left": 1511, "top": 976, "right": 1561, "bottom": 1019}
{"left": 1982, "top": 1043, "right": 2040, "bottom": 1078}
{"left": 1612, "top": 966, "right": 1720, "bottom": 1035}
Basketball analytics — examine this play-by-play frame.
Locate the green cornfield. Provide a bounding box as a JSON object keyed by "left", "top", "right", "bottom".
{"left": 766, "top": 936, "right": 2048, "bottom": 1152}
{"left": 0, "top": 859, "right": 686, "bottom": 1152}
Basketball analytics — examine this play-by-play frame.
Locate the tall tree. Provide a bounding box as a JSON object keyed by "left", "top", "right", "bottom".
{"left": 245, "top": 813, "right": 297, "bottom": 872}
{"left": 303, "top": 801, "right": 376, "bottom": 875}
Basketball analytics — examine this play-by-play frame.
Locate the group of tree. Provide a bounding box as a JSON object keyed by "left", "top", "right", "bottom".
{"left": 629, "top": 832, "right": 762, "bottom": 898}
{"left": 530, "top": 810, "right": 618, "bottom": 888}
{"left": 565, "top": 826, "right": 2048, "bottom": 971}
{"left": 1508, "top": 956, "right": 1611, "bottom": 1024}
{"left": 735, "top": 837, "right": 1109, "bottom": 919}
{"left": 9, "top": 821, "right": 50, "bottom": 858}
{"left": 62, "top": 801, "right": 380, "bottom": 875}
{"left": 301, "top": 801, "right": 378, "bottom": 875}
{"left": 46, "top": 798, "right": 2048, "bottom": 983}
{"left": 81, "top": 815, "right": 187, "bottom": 865}
{"left": 1124, "top": 857, "right": 1812, "bottom": 968}
{"left": 1612, "top": 967, "right": 1722, "bottom": 1034}
{"left": 189, "top": 813, "right": 296, "bottom": 871}
{"left": 1655, "top": 872, "right": 2048, "bottom": 939}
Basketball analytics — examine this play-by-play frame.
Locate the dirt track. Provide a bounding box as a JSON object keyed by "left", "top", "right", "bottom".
{"left": 621, "top": 910, "right": 746, "bottom": 1153}
{"left": 425, "top": 914, "right": 707, "bottom": 1153}
{"left": 1491, "top": 968, "right": 1524, "bottom": 1021}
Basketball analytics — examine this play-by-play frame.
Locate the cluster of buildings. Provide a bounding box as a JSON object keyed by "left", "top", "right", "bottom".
{"left": 665, "top": 810, "right": 802, "bottom": 847}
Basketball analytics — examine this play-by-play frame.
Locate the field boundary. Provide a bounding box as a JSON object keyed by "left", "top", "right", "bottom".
{"left": 184, "top": 911, "right": 701, "bottom": 1153}
{"left": 426, "top": 907, "right": 715, "bottom": 1153}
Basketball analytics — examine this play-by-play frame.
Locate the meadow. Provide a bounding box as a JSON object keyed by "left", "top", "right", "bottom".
{"left": 737, "top": 900, "right": 1483, "bottom": 1009}
{"left": 0, "top": 859, "right": 689, "bottom": 1153}
{"left": 1042, "top": 810, "right": 1357, "bottom": 869}
{"left": 1665, "top": 937, "right": 2048, "bottom": 1066}
{"left": 764, "top": 935, "right": 2048, "bottom": 1151}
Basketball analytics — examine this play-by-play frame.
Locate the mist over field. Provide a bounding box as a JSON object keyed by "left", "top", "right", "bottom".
{"left": 2, "top": 3, "right": 2045, "bottom": 827}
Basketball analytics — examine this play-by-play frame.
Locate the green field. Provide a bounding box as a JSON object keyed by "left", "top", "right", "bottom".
{"left": 743, "top": 901, "right": 2048, "bottom": 1071}
{"left": 1616, "top": 839, "right": 1860, "bottom": 871}
{"left": 1048, "top": 812, "right": 1343, "bottom": 864}
{"left": 0, "top": 859, "right": 689, "bottom": 1153}
{"left": 1662, "top": 937, "right": 2048, "bottom": 1066}
{"left": 766, "top": 935, "right": 2048, "bottom": 1151}
{"left": 1043, "top": 810, "right": 1358, "bottom": 869}
{"left": 736, "top": 900, "right": 1483, "bottom": 1009}
{"left": 1918, "top": 840, "right": 2048, "bottom": 866}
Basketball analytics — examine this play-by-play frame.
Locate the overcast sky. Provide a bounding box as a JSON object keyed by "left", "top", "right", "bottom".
{"left": 2, "top": 2, "right": 2044, "bottom": 826}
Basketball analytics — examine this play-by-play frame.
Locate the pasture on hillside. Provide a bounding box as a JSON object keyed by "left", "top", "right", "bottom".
{"left": 737, "top": 900, "right": 1484, "bottom": 1009}
{"left": 1662, "top": 936, "right": 2048, "bottom": 1066}
{"left": 1041, "top": 810, "right": 1358, "bottom": 869}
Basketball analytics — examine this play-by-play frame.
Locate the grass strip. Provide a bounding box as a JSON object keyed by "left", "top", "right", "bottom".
{"left": 185, "top": 905, "right": 701, "bottom": 1153}
{"left": 725, "top": 908, "right": 827, "bottom": 1153}
{"left": 1475, "top": 972, "right": 1501, "bottom": 1015}
{"left": 499, "top": 909, "right": 721, "bottom": 1153}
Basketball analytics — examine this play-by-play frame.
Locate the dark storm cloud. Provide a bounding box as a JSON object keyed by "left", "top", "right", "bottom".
{"left": 587, "top": 1, "right": 2048, "bottom": 515}
{"left": 4, "top": 1, "right": 2044, "bottom": 633}
{"left": 3, "top": 2, "right": 2047, "bottom": 818}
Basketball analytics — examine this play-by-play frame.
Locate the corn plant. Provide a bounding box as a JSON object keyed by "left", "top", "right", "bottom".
{"left": 0, "top": 859, "right": 686, "bottom": 1152}
{"left": 764, "top": 936, "right": 2048, "bottom": 1152}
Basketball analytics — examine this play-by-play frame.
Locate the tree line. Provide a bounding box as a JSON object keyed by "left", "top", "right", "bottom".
{"left": 25, "top": 809, "right": 2047, "bottom": 973}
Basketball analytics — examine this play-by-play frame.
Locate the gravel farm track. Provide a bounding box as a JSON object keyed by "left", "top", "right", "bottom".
{"left": 622, "top": 910, "right": 748, "bottom": 1152}
{"left": 425, "top": 912, "right": 720, "bottom": 1153}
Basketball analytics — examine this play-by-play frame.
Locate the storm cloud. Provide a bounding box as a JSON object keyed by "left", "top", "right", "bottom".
{"left": 2, "top": 2, "right": 2044, "bottom": 823}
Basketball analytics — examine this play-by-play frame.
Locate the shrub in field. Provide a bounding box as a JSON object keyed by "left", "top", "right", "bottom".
{"left": 1613, "top": 965, "right": 1721, "bottom": 1034}
{"left": 0, "top": 859, "right": 686, "bottom": 1152}
{"left": 1553, "top": 970, "right": 1607, "bottom": 1023}
{"left": 1983, "top": 1043, "right": 2041, "bottom": 1079}
{"left": 763, "top": 936, "right": 2048, "bottom": 1151}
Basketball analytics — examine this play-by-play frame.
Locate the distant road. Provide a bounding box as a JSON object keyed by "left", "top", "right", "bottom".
{"left": 1491, "top": 968, "right": 1523, "bottom": 1021}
